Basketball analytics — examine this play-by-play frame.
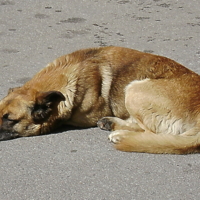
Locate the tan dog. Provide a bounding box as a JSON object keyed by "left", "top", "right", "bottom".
{"left": 0, "top": 46, "right": 199, "bottom": 154}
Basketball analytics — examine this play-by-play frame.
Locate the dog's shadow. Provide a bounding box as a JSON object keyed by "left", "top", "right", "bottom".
{"left": 52, "top": 125, "right": 88, "bottom": 134}
{"left": 1, "top": 125, "right": 91, "bottom": 142}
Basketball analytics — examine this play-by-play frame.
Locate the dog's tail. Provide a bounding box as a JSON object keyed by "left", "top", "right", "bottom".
{"left": 114, "top": 131, "right": 200, "bottom": 154}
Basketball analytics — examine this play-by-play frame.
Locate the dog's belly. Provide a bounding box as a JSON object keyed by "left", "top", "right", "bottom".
{"left": 65, "top": 104, "right": 113, "bottom": 127}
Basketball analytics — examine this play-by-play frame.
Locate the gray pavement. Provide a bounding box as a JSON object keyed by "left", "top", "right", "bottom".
{"left": 0, "top": 0, "right": 200, "bottom": 199}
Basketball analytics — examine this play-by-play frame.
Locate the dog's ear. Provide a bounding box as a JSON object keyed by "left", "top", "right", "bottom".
{"left": 32, "top": 91, "right": 65, "bottom": 123}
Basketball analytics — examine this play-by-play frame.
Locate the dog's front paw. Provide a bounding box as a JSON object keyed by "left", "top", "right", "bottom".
{"left": 108, "top": 131, "right": 123, "bottom": 144}
{"left": 97, "top": 117, "right": 114, "bottom": 131}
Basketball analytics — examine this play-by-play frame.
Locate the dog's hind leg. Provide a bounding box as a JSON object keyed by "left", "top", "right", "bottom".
{"left": 108, "top": 130, "right": 138, "bottom": 144}
{"left": 97, "top": 117, "right": 144, "bottom": 132}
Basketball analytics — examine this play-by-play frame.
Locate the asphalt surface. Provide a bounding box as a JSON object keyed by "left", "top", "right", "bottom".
{"left": 0, "top": 0, "right": 200, "bottom": 200}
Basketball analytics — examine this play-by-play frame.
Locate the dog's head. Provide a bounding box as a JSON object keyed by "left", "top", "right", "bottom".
{"left": 0, "top": 87, "right": 65, "bottom": 140}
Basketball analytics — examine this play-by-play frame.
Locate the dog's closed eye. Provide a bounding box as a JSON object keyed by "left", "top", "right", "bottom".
{"left": 2, "top": 113, "right": 19, "bottom": 124}
{"left": 3, "top": 113, "right": 9, "bottom": 120}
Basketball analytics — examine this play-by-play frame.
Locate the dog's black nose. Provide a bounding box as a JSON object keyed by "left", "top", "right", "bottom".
{"left": 0, "top": 130, "right": 19, "bottom": 141}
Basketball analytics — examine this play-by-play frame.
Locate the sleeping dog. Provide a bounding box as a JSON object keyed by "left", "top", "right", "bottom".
{"left": 0, "top": 46, "right": 199, "bottom": 154}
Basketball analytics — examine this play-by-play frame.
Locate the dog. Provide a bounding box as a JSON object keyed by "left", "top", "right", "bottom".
{"left": 0, "top": 46, "right": 199, "bottom": 154}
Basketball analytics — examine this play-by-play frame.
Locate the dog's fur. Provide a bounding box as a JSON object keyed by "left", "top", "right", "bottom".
{"left": 0, "top": 46, "right": 200, "bottom": 154}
